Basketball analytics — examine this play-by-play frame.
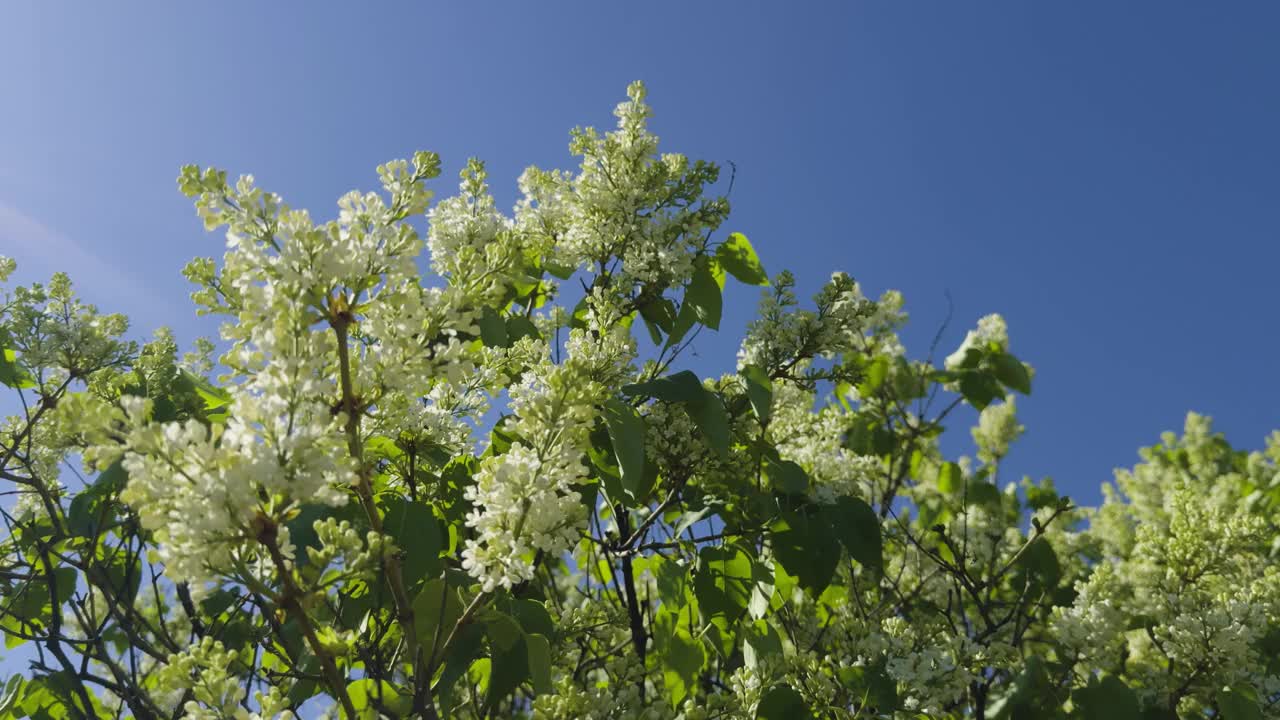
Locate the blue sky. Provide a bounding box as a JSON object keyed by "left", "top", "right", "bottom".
{"left": 2, "top": 2, "right": 1278, "bottom": 507}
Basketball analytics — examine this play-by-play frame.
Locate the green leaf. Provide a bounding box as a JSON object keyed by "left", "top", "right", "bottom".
{"left": 648, "top": 555, "right": 689, "bottom": 610}
{"left": 968, "top": 479, "right": 1003, "bottom": 509}
{"left": 526, "top": 632, "right": 553, "bottom": 695}
{"left": 937, "top": 461, "right": 963, "bottom": 494}
{"left": 381, "top": 498, "right": 443, "bottom": 587}
{"left": 1260, "top": 628, "right": 1280, "bottom": 675}
{"left": 755, "top": 685, "right": 812, "bottom": 720}
{"left": 666, "top": 297, "right": 699, "bottom": 348}
{"left": 435, "top": 623, "right": 484, "bottom": 710}
{"left": 748, "top": 560, "right": 775, "bottom": 620}
{"left": 890, "top": 355, "right": 926, "bottom": 402}
{"left": 959, "top": 372, "right": 1002, "bottom": 410}
{"left": 861, "top": 355, "right": 890, "bottom": 395}
{"left": 671, "top": 507, "right": 711, "bottom": 540}
{"left": 483, "top": 611, "right": 523, "bottom": 652}
{"left": 709, "top": 615, "right": 743, "bottom": 661}
{"left": 511, "top": 275, "right": 546, "bottom": 305}
{"left": 1070, "top": 675, "right": 1138, "bottom": 720}
{"left": 94, "top": 460, "right": 129, "bottom": 494}
{"left": 763, "top": 453, "right": 808, "bottom": 495}
{"left": 717, "top": 232, "right": 769, "bottom": 286}
{"left": 569, "top": 294, "right": 591, "bottom": 330}
{"left": 826, "top": 496, "right": 883, "bottom": 574}
{"left": 487, "top": 424, "right": 517, "bottom": 456}
{"left": 413, "top": 578, "right": 463, "bottom": 652}
{"left": 769, "top": 510, "right": 840, "bottom": 594}
{"left": 18, "top": 678, "right": 61, "bottom": 720}
{"left": 347, "top": 678, "right": 409, "bottom": 719}
{"left": 67, "top": 459, "right": 128, "bottom": 537}
{"left": 1017, "top": 537, "right": 1061, "bottom": 589}
{"left": 199, "top": 588, "right": 238, "bottom": 617}
{"left": 693, "top": 545, "right": 754, "bottom": 620}
{"left": 685, "top": 263, "right": 723, "bottom": 330}
{"left": 844, "top": 419, "right": 895, "bottom": 458}
{"left": 1218, "top": 686, "right": 1264, "bottom": 720}
{"left": 987, "top": 655, "right": 1052, "bottom": 720}
{"left": 67, "top": 491, "right": 110, "bottom": 539}
{"left": 637, "top": 311, "right": 663, "bottom": 345}
{"left": 743, "top": 619, "right": 782, "bottom": 670}
{"left": 0, "top": 348, "right": 34, "bottom": 389}
{"left": 688, "top": 391, "right": 731, "bottom": 459}
{"left": 506, "top": 316, "right": 541, "bottom": 343}
{"left": 0, "top": 674, "right": 23, "bottom": 715}
{"left": 862, "top": 660, "right": 899, "bottom": 712}
{"left": 662, "top": 627, "right": 705, "bottom": 708}
{"left": 639, "top": 297, "right": 677, "bottom": 333}
{"left": 623, "top": 371, "right": 730, "bottom": 458}
{"left": 485, "top": 631, "right": 530, "bottom": 708}
{"left": 478, "top": 307, "right": 509, "bottom": 347}
{"left": 623, "top": 370, "right": 705, "bottom": 403}
{"left": 184, "top": 369, "right": 230, "bottom": 410}
{"left": 638, "top": 297, "right": 677, "bottom": 345}
{"left": 101, "top": 552, "right": 142, "bottom": 607}
{"left": 509, "top": 598, "right": 554, "bottom": 639}
{"left": 602, "top": 398, "right": 648, "bottom": 501}
{"left": 1025, "top": 481, "right": 1060, "bottom": 511}
{"left": 543, "top": 260, "right": 575, "bottom": 280}
{"left": 589, "top": 450, "right": 626, "bottom": 509}
{"left": 992, "top": 352, "right": 1032, "bottom": 395}
{"left": 740, "top": 363, "right": 772, "bottom": 425}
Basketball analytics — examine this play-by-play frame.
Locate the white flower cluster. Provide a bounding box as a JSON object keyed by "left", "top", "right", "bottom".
{"left": 155, "top": 637, "right": 296, "bottom": 720}
{"left": 463, "top": 310, "right": 635, "bottom": 592}
{"left": 427, "top": 158, "right": 522, "bottom": 303}
{"left": 303, "top": 516, "right": 395, "bottom": 583}
{"left": 532, "top": 669, "right": 676, "bottom": 720}
{"left": 944, "top": 313, "right": 1008, "bottom": 370}
{"left": 116, "top": 392, "right": 351, "bottom": 591}
{"left": 514, "top": 81, "right": 729, "bottom": 291}
{"left": 738, "top": 271, "right": 904, "bottom": 373}
{"left": 1068, "top": 415, "right": 1280, "bottom": 707}
{"left": 971, "top": 395, "right": 1024, "bottom": 463}
{"left": 642, "top": 400, "right": 710, "bottom": 480}
{"left": 0, "top": 269, "right": 133, "bottom": 389}
{"left": 103, "top": 155, "right": 504, "bottom": 591}
{"left": 770, "top": 382, "right": 880, "bottom": 502}
{"left": 1051, "top": 563, "right": 1127, "bottom": 666}
{"left": 879, "top": 617, "right": 978, "bottom": 715}
{"left": 462, "top": 441, "right": 584, "bottom": 592}
{"left": 375, "top": 360, "right": 500, "bottom": 464}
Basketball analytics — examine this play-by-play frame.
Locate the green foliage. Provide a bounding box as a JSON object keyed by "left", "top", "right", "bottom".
{"left": 1, "top": 82, "right": 1275, "bottom": 720}
{"left": 828, "top": 495, "right": 883, "bottom": 574}
{"left": 1219, "top": 686, "right": 1264, "bottom": 720}
{"left": 685, "top": 261, "right": 724, "bottom": 331}
{"left": 1071, "top": 676, "right": 1139, "bottom": 720}
{"left": 755, "top": 686, "right": 811, "bottom": 720}
{"left": 624, "top": 370, "right": 731, "bottom": 457}
{"left": 716, "top": 233, "right": 770, "bottom": 286}
{"left": 602, "top": 398, "right": 648, "bottom": 501}
{"left": 739, "top": 363, "right": 773, "bottom": 425}
{"left": 661, "top": 626, "right": 705, "bottom": 708}
{"left": 770, "top": 508, "right": 842, "bottom": 594}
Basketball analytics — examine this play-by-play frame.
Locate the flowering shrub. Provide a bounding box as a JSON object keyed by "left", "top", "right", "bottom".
{"left": 2, "top": 83, "right": 1278, "bottom": 720}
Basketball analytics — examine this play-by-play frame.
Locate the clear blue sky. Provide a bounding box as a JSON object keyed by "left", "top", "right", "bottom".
{"left": 3, "top": 2, "right": 1278, "bottom": 507}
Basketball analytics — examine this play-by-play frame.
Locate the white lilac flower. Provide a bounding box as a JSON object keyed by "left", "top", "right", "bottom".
{"left": 462, "top": 311, "right": 635, "bottom": 591}
{"left": 944, "top": 313, "right": 1008, "bottom": 370}
{"left": 972, "top": 395, "right": 1024, "bottom": 463}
